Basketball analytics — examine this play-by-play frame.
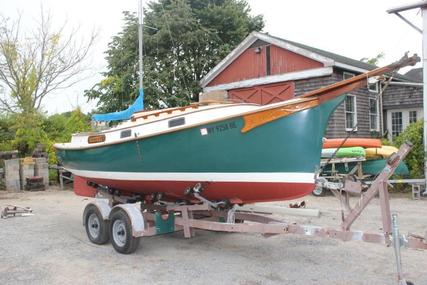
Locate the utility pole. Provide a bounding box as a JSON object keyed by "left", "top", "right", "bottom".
{"left": 388, "top": 1, "right": 427, "bottom": 186}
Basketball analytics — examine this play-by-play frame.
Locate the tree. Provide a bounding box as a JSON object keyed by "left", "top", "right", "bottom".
{"left": 360, "top": 52, "right": 385, "bottom": 66}
{"left": 0, "top": 10, "right": 96, "bottom": 113}
{"left": 0, "top": 114, "right": 15, "bottom": 150}
{"left": 85, "top": 0, "right": 264, "bottom": 112}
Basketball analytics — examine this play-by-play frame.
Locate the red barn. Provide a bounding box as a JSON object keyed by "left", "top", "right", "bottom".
{"left": 200, "top": 32, "right": 421, "bottom": 139}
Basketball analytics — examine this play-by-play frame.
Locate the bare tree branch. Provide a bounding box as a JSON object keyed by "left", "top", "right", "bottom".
{"left": 0, "top": 8, "right": 97, "bottom": 113}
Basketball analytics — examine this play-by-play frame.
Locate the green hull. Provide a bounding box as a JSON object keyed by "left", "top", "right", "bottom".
{"left": 56, "top": 97, "right": 345, "bottom": 203}
{"left": 57, "top": 96, "right": 345, "bottom": 175}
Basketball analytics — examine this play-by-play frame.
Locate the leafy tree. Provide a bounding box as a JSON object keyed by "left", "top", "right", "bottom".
{"left": 0, "top": 108, "right": 90, "bottom": 162}
{"left": 360, "top": 52, "right": 385, "bottom": 66}
{"left": 42, "top": 108, "right": 91, "bottom": 164}
{"left": 394, "top": 120, "right": 424, "bottom": 178}
{"left": 0, "top": 10, "right": 96, "bottom": 113}
{"left": 85, "top": 0, "right": 264, "bottom": 112}
{"left": 12, "top": 111, "right": 49, "bottom": 155}
{"left": 0, "top": 115, "right": 16, "bottom": 150}
{"left": 42, "top": 113, "right": 71, "bottom": 143}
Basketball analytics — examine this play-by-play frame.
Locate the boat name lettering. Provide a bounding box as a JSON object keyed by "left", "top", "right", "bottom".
{"left": 200, "top": 122, "right": 236, "bottom": 136}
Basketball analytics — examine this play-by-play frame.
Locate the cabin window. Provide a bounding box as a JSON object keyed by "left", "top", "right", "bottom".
{"left": 168, "top": 117, "right": 185, "bottom": 128}
{"left": 409, "top": 110, "right": 417, "bottom": 124}
{"left": 369, "top": 98, "right": 379, "bottom": 131}
{"left": 343, "top": 72, "right": 355, "bottom": 80}
{"left": 120, "top": 129, "right": 132, "bottom": 138}
{"left": 345, "top": 95, "right": 357, "bottom": 131}
{"left": 391, "top": 112, "right": 403, "bottom": 138}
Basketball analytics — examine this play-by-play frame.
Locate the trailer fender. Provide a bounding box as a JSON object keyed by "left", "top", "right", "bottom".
{"left": 110, "top": 204, "right": 145, "bottom": 237}
{"left": 83, "top": 199, "right": 111, "bottom": 226}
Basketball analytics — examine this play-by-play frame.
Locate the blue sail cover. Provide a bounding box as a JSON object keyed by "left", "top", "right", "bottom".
{"left": 92, "top": 89, "right": 144, "bottom": 122}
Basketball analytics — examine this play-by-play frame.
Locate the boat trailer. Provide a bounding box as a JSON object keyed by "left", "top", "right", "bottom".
{"left": 82, "top": 142, "right": 425, "bottom": 284}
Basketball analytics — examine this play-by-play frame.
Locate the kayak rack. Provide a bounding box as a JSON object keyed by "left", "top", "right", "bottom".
{"left": 82, "top": 142, "right": 425, "bottom": 284}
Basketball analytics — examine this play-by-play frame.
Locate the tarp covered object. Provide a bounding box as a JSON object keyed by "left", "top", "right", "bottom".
{"left": 91, "top": 89, "right": 144, "bottom": 122}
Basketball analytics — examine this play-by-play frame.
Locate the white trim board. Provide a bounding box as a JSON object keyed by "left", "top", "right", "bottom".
{"left": 67, "top": 169, "right": 315, "bottom": 184}
{"left": 335, "top": 62, "right": 369, "bottom": 74}
{"left": 203, "top": 67, "right": 333, "bottom": 92}
{"left": 255, "top": 33, "right": 334, "bottom": 66}
{"left": 389, "top": 82, "right": 423, "bottom": 87}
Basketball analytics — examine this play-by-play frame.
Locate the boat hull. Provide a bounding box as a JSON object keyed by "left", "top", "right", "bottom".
{"left": 74, "top": 176, "right": 314, "bottom": 203}
{"left": 57, "top": 96, "right": 345, "bottom": 203}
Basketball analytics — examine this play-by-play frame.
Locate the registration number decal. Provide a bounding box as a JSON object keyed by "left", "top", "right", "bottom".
{"left": 200, "top": 122, "right": 237, "bottom": 136}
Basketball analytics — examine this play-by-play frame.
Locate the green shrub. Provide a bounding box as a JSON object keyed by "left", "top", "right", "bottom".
{"left": 0, "top": 109, "right": 91, "bottom": 182}
{"left": 394, "top": 120, "right": 424, "bottom": 178}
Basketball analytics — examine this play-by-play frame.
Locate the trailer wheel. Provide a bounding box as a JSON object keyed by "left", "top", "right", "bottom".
{"left": 312, "top": 186, "right": 326, "bottom": 197}
{"left": 109, "top": 209, "right": 140, "bottom": 254}
{"left": 84, "top": 204, "right": 109, "bottom": 244}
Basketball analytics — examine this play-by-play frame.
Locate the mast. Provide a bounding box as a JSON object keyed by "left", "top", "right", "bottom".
{"left": 138, "top": 0, "right": 144, "bottom": 109}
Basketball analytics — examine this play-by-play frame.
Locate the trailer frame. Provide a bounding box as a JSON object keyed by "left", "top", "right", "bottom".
{"left": 82, "top": 142, "right": 426, "bottom": 284}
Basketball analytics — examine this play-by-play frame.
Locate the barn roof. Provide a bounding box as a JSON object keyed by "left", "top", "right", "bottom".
{"left": 200, "top": 32, "right": 414, "bottom": 88}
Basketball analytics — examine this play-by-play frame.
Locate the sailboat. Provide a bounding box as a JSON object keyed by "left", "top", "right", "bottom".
{"left": 54, "top": 54, "right": 419, "bottom": 204}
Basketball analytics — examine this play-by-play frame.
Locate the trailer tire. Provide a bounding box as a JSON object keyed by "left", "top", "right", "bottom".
{"left": 84, "top": 204, "right": 110, "bottom": 245}
{"left": 109, "top": 209, "right": 140, "bottom": 254}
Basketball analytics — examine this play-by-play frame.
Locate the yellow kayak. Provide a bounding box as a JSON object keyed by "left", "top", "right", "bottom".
{"left": 365, "top": 146, "right": 398, "bottom": 159}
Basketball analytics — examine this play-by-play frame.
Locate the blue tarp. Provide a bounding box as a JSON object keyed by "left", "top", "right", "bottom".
{"left": 92, "top": 89, "right": 144, "bottom": 122}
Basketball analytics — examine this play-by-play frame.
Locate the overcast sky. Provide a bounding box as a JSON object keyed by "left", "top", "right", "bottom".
{"left": 0, "top": 0, "right": 422, "bottom": 115}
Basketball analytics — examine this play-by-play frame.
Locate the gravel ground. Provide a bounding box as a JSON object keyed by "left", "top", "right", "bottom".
{"left": 0, "top": 187, "right": 426, "bottom": 285}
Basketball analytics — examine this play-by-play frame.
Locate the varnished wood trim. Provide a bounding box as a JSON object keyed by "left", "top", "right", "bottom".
{"left": 92, "top": 103, "right": 259, "bottom": 136}
{"left": 88, "top": 134, "right": 106, "bottom": 144}
{"left": 241, "top": 98, "right": 319, "bottom": 133}
{"left": 132, "top": 105, "right": 199, "bottom": 120}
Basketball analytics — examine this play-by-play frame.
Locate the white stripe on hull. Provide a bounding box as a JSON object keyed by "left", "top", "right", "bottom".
{"left": 67, "top": 169, "right": 315, "bottom": 184}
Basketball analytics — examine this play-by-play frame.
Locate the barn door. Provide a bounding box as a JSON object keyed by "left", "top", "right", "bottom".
{"left": 229, "top": 82, "right": 295, "bottom": 105}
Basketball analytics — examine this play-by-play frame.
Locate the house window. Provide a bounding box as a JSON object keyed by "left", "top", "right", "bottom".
{"left": 409, "top": 111, "right": 417, "bottom": 124}
{"left": 343, "top": 72, "right": 355, "bottom": 80}
{"left": 345, "top": 95, "right": 357, "bottom": 130}
{"left": 369, "top": 98, "right": 379, "bottom": 131}
{"left": 368, "top": 82, "right": 379, "bottom": 93}
{"left": 391, "top": 112, "right": 403, "bottom": 138}
{"left": 266, "top": 45, "right": 271, "bottom": 76}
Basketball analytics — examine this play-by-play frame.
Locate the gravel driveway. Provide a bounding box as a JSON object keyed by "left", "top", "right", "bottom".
{"left": 0, "top": 188, "right": 426, "bottom": 285}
